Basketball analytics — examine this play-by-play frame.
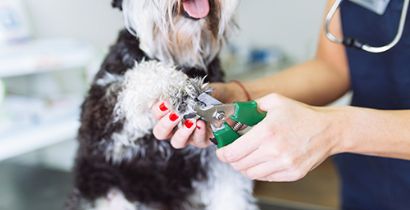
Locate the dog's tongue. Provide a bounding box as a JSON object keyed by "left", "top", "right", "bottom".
{"left": 183, "top": 0, "right": 210, "bottom": 19}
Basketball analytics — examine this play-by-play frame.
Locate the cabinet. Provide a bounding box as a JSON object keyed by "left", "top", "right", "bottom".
{"left": 0, "top": 38, "right": 96, "bottom": 161}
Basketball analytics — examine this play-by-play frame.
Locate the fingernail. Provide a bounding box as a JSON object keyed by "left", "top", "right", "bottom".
{"left": 196, "top": 125, "right": 201, "bottom": 129}
{"left": 169, "top": 113, "right": 179, "bottom": 122}
{"left": 159, "top": 102, "right": 168, "bottom": 111}
{"left": 184, "top": 120, "right": 194, "bottom": 129}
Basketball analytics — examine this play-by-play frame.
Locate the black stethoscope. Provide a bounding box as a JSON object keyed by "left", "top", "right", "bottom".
{"left": 325, "top": 0, "right": 410, "bottom": 53}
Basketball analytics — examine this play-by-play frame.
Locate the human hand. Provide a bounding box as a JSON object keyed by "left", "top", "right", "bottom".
{"left": 151, "top": 101, "right": 211, "bottom": 149}
{"left": 151, "top": 82, "right": 249, "bottom": 149}
{"left": 216, "top": 93, "right": 341, "bottom": 182}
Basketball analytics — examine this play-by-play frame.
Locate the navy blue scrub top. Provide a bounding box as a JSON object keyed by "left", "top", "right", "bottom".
{"left": 335, "top": 0, "right": 410, "bottom": 209}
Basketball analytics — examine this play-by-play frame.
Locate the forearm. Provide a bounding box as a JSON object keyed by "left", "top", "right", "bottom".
{"left": 216, "top": 58, "right": 349, "bottom": 105}
{"left": 242, "top": 59, "right": 350, "bottom": 105}
{"left": 331, "top": 107, "right": 410, "bottom": 160}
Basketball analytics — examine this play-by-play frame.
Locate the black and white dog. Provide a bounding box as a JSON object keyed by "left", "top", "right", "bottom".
{"left": 67, "top": 0, "right": 258, "bottom": 209}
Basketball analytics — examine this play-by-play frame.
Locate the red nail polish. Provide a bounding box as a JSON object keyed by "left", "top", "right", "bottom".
{"left": 159, "top": 102, "right": 168, "bottom": 111}
{"left": 169, "top": 113, "right": 179, "bottom": 121}
{"left": 184, "top": 120, "right": 194, "bottom": 129}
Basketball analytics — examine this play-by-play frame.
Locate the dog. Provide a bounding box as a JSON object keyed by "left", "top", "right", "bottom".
{"left": 67, "top": 0, "right": 259, "bottom": 209}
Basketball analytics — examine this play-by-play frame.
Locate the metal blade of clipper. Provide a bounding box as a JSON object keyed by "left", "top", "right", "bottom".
{"left": 197, "top": 93, "right": 222, "bottom": 107}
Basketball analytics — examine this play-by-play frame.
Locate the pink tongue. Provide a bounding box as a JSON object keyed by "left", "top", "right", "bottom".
{"left": 183, "top": 0, "right": 210, "bottom": 19}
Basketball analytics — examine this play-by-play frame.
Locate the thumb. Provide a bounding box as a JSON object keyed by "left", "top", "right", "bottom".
{"left": 255, "top": 93, "right": 283, "bottom": 112}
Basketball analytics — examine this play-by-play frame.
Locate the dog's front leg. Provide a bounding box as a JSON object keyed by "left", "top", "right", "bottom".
{"left": 72, "top": 60, "right": 209, "bottom": 210}
{"left": 192, "top": 155, "right": 260, "bottom": 210}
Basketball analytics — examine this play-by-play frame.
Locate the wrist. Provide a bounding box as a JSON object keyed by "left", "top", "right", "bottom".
{"left": 320, "top": 106, "right": 354, "bottom": 155}
{"left": 230, "top": 80, "right": 251, "bottom": 101}
{"left": 214, "top": 82, "right": 249, "bottom": 103}
{"left": 210, "top": 83, "right": 239, "bottom": 103}
{"left": 226, "top": 82, "right": 245, "bottom": 102}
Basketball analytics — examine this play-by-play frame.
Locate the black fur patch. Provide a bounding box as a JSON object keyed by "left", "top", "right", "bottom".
{"left": 76, "top": 134, "right": 211, "bottom": 206}
{"left": 112, "top": 0, "right": 123, "bottom": 10}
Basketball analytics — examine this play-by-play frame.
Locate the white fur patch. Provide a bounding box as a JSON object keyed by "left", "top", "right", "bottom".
{"left": 192, "top": 150, "right": 259, "bottom": 210}
{"left": 104, "top": 123, "right": 144, "bottom": 163}
{"left": 219, "top": 0, "right": 240, "bottom": 36}
{"left": 96, "top": 73, "right": 124, "bottom": 87}
{"left": 115, "top": 60, "right": 191, "bottom": 136}
{"left": 87, "top": 189, "right": 143, "bottom": 210}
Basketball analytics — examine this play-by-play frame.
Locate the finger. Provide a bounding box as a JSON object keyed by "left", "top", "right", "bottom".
{"left": 216, "top": 125, "right": 264, "bottom": 163}
{"left": 189, "top": 120, "right": 211, "bottom": 148}
{"left": 170, "top": 119, "right": 196, "bottom": 149}
{"left": 153, "top": 112, "right": 181, "bottom": 140}
{"left": 259, "top": 166, "right": 308, "bottom": 182}
{"left": 230, "top": 149, "right": 266, "bottom": 171}
{"left": 151, "top": 101, "right": 171, "bottom": 120}
{"left": 244, "top": 161, "right": 285, "bottom": 180}
{"left": 259, "top": 170, "right": 297, "bottom": 182}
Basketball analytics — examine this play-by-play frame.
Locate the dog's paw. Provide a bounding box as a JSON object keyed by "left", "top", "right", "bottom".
{"left": 115, "top": 60, "right": 210, "bottom": 132}
{"left": 168, "top": 76, "right": 211, "bottom": 117}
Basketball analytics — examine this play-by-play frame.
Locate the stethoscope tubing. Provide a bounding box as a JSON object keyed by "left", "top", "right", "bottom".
{"left": 325, "top": 0, "right": 410, "bottom": 53}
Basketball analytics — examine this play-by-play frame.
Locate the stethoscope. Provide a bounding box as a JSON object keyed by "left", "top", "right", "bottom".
{"left": 325, "top": 0, "right": 410, "bottom": 53}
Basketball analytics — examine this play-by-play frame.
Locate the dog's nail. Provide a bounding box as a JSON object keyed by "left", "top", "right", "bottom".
{"left": 169, "top": 113, "right": 179, "bottom": 122}
{"left": 184, "top": 120, "right": 194, "bottom": 129}
{"left": 159, "top": 102, "right": 168, "bottom": 111}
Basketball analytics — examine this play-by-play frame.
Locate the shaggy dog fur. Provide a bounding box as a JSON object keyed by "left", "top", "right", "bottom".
{"left": 67, "top": 0, "right": 259, "bottom": 209}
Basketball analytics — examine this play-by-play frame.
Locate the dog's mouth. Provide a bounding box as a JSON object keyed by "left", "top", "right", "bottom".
{"left": 182, "top": 0, "right": 210, "bottom": 20}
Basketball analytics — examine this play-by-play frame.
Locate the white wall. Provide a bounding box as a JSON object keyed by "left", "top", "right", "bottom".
{"left": 23, "top": 0, "right": 123, "bottom": 52}
{"left": 236, "top": 0, "right": 327, "bottom": 61}
{"left": 23, "top": 0, "right": 327, "bottom": 61}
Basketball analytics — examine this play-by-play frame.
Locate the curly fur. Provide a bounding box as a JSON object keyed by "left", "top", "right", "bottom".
{"left": 67, "top": 0, "right": 258, "bottom": 210}
{"left": 114, "top": 60, "right": 210, "bottom": 137}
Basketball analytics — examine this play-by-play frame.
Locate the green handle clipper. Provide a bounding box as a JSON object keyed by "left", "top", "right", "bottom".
{"left": 194, "top": 93, "right": 267, "bottom": 148}
{"left": 212, "top": 101, "right": 267, "bottom": 148}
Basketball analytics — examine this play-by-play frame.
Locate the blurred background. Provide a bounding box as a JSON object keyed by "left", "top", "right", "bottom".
{"left": 0, "top": 0, "right": 343, "bottom": 209}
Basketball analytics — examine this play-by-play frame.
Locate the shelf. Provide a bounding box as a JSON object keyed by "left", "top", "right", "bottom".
{"left": 0, "top": 38, "right": 93, "bottom": 161}
{"left": 0, "top": 38, "right": 96, "bottom": 78}
{"left": 0, "top": 117, "right": 79, "bottom": 161}
{"left": 0, "top": 96, "right": 82, "bottom": 161}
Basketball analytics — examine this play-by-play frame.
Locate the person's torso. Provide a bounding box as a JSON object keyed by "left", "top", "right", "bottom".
{"left": 336, "top": 1, "right": 410, "bottom": 209}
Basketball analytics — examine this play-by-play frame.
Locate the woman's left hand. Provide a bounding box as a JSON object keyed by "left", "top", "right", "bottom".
{"left": 151, "top": 82, "right": 248, "bottom": 149}
{"left": 217, "top": 93, "right": 343, "bottom": 182}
